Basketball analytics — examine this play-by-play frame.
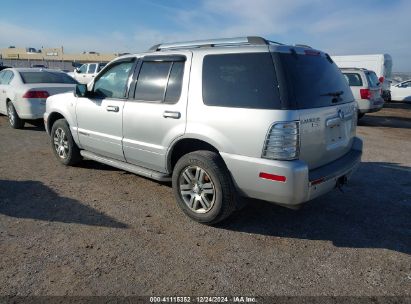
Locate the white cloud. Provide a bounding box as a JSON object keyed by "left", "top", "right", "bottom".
{"left": 1, "top": 0, "right": 410, "bottom": 71}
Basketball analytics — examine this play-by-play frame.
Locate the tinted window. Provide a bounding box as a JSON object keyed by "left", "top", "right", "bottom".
{"left": 275, "top": 53, "right": 353, "bottom": 108}
{"left": 343, "top": 73, "right": 363, "bottom": 86}
{"left": 134, "top": 62, "right": 172, "bottom": 101}
{"left": 94, "top": 61, "right": 134, "bottom": 99}
{"left": 88, "top": 64, "right": 97, "bottom": 74}
{"left": 0, "top": 71, "right": 5, "bottom": 84}
{"left": 202, "top": 53, "right": 280, "bottom": 109}
{"left": 0, "top": 71, "right": 13, "bottom": 84}
{"left": 366, "top": 71, "right": 380, "bottom": 87}
{"left": 78, "top": 64, "right": 87, "bottom": 73}
{"left": 164, "top": 62, "right": 184, "bottom": 103}
{"left": 20, "top": 71, "right": 77, "bottom": 84}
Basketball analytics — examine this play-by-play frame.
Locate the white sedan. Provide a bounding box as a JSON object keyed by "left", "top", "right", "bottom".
{"left": 390, "top": 79, "right": 411, "bottom": 102}
{"left": 0, "top": 68, "right": 77, "bottom": 128}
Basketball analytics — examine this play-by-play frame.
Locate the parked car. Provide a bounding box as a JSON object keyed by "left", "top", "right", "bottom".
{"left": 0, "top": 68, "right": 77, "bottom": 129}
{"left": 341, "top": 68, "right": 384, "bottom": 119}
{"left": 390, "top": 80, "right": 411, "bottom": 102}
{"left": 332, "top": 54, "right": 393, "bottom": 102}
{"left": 31, "top": 64, "right": 48, "bottom": 68}
{"left": 44, "top": 36, "right": 362, "bottom": 224}
{"left": 70, "top": 63, "right": 106, "bottom": 84}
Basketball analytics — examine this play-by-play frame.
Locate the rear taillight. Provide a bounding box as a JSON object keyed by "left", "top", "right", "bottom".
{"left": 360, "top": 89, "right": 371, "bottom": 100}
{"left": 262, "top": 121, "right": 300, "bottom": 160}
{"left": 22, "top": 90, "right": 50, "bottom": 99}
{"left": 379, "top": 76, "right": 384, "bottom": 84}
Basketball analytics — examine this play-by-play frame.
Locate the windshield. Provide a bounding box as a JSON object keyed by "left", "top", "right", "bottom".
{"left": 272, "top": 52, "right": 353, "bottom": 109}
{"left": 20, "top": 71, "right": 77, "bottom": 84}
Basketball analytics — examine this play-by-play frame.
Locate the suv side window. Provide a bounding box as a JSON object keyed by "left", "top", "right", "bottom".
{"left": 93, "top": 61, "right": 134, "bottom": 99}
{"left": 343, "top": 73, "right": 363, "bottom": 86}
{"left": 202, "top": 53, "right": 281, "bottom": 109}
{"left": 133, "top": 60, "right": 184, "bottom": 104}
{"left": 78, "top": 64, "right": 87, "bottom": 73}
{"left": 88, "top": 64, "right": 97, "bottom": 74}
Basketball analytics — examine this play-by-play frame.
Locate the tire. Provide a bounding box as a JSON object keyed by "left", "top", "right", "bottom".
{"left": 50, "top": 118, "right": 81, "bottom": 166}
{"left": 7, "top": 101, "right": 25, "bottom": 129}
{"left": 357, "top": 112, "right": 365, "bottom": 121}
{"left": 172, "top": 150, "right": 237, "bottom": 224}
{"left": 29, "top": 119, "right": 45, "bottom": 128}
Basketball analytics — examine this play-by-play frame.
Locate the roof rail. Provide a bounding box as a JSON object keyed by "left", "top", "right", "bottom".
{"left": 339, "top": 67, "right": 368, "bottom": 71}
{"left": 149, "top": 36, "right": 283, "bottom": 51}
{"left": 295, "top": 44, "right": 312, "bottom": 49}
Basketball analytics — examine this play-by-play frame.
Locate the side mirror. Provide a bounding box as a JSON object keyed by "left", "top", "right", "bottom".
{"left": 75, "top": 84, "right": 88, "bottom": 97}
{"left": 75, "top": 68, "right": 81, "bottom": 73}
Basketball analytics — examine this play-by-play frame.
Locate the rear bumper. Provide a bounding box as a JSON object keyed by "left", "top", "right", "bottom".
{"left": 358, "top": 98, "right": 384, "bottom": 114}
{"left": 15, "top": 99, "right": 46, "bottom": 120}
{"left": 220, "top": 137, "right": 363, "bottom": 206}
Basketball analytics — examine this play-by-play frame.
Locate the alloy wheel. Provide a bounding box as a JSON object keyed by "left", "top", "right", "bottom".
{"left": 179, "top": 166, "right": 216, "bottom": 213}
{"left": 7, "top": 103, "right": 15, "bottom": 126}
{"left": 53, "top": 128, "right": 69, "bottom": 159}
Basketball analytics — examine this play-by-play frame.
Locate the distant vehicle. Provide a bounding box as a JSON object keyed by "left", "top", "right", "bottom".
{"left": 331, "top": 54, "right": 393, "bottom": 101}
{"left": 70, "top": 63, "right": 106, "bottom": 84}
{"left": 390, "top": 80, "right": 411, "bottom": 102}
{"left": 44, "top": 36, "right": 362, "bottom": 224}
{"left": 341, "top": 68, "right": 384, "bottom": 119}
{"left": 0, "top": 68, "right": 78, "bottom": 129}
{"left": 31, "top": 64, "right": 48, "bottom": 68}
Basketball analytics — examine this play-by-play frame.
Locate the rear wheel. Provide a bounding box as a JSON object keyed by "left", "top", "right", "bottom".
{"left": 50, "top": 119, "right": 81, "bottom": 166}
{"left": 172, "top": 150, "right": 237, "bottom": 224}
{"left": 7, "top": 102, "right": 25, "bottom": 129}
{"left": 357, "top": 112, "right": 365, "bottom": 122}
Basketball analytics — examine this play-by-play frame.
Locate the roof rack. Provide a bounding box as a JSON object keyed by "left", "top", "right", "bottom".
{"left": 149, "top": 36, "right": 283, "bottom": 51}
{"left": 339, "top": 67, "right": 368, "bottom": 71}
{"left": 295, "top": 44, "right": 312, "bottom": 49}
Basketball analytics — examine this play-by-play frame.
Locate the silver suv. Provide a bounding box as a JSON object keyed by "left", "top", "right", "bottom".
{"left": 341, "top": 68, "right": 384, "bottom": 120}
{"left": 44, "top": 37, "right": 362, "bottom": 224}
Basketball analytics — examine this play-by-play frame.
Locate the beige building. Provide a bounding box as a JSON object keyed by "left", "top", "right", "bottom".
{"left": 0, "top": 46, "right": 117, "bottom": 63}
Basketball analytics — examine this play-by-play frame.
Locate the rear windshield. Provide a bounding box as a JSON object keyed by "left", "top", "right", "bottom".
{"left": 365, "top": 71, "right": 380, "bottom": 87}
{"left": 20, "top": 71, "right": 77, "bottom": 84}
{"left": 273, "top": 52, "right": 353, "bottom": 109}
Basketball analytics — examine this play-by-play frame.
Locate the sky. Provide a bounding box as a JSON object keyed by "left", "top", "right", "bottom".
{"left": 0, "top": 0, "right": 410, "bottom": 71}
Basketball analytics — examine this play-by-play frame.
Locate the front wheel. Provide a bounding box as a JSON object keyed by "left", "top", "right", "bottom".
{"left": 7, "top": 102, "right": 25, "bottom": 129}
{"left": 50, "top": 119, "right": 81, "bottom": 166}
{"left": 172, "top": 150, "right": 237, "bottom": 224}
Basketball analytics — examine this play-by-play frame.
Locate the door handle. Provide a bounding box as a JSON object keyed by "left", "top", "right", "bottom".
{"left": 163, "top": 111, "right": 181, "bottom": 119}
{"left": 106, "top": 105, "right": 119, "bottom": 112}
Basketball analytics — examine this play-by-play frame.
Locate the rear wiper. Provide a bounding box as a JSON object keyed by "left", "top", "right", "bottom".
{"left": 320, "top": 90, "right": 344, "bottom": 97}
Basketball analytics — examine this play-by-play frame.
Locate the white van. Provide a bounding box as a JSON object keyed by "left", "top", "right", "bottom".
{"left": 331, "top": 54, "right": 393, "bottom": 101}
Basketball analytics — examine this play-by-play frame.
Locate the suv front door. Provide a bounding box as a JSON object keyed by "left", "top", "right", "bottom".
{"left": 122, "top": 53, "right": 191, "bottom": 172}
{"left": 76, "top": 58, "right": 136, "bottom": 161}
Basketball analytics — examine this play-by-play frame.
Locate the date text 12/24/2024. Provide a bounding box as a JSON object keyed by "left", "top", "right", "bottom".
{"left": 150, "top": 296, "right": 257, "bottom": 303}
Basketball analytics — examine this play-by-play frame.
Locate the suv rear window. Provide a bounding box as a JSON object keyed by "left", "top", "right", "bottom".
{"left": 20, "top": 71, "right": 77, "bottom": 84}
{"left": 365, "top": 71, "right": 380, "bottom": 88}
{"left": 273, "top": 52, "right": 353, "bottom": 109}
{"left": 202, "top": 53, "right": 281, "bottom": 109}
{"left": 343, "top": 73, "right": 363, "bottom": 86}
{"left": 134, "top": 61, "right": 184, "bottom": 103}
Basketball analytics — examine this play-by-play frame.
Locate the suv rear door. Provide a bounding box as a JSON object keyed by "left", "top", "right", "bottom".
{"left": 122, "top": 52, "right": 191, "bottom": 173}
{"left": 273, "top": 50, "right": 356, "bottom": 170}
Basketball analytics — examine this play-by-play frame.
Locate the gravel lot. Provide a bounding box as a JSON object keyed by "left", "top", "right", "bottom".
{"left": 0, "top": 103, "right": 410, "bottom": 297}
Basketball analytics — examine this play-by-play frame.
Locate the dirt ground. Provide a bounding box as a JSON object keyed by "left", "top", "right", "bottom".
{"left": 0, "top": 103, "right": 410, "bottom": 297}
